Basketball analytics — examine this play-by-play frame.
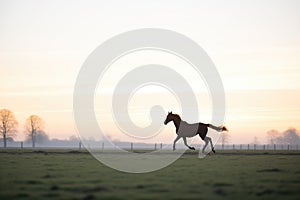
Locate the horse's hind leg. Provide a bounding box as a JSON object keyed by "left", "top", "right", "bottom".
{"left": 183, "top": 137, "right": 195, "bottom": 150}
{"left": 202, "top": 137, "right": 209, "bottom": 153}
{"left": 206, "top": 136, "right": 216, "bottom": 153}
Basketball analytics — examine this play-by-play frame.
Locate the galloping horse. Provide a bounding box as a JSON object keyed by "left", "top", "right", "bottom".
{"left": 164, "top": 112, "right": 228, "bottom": 153}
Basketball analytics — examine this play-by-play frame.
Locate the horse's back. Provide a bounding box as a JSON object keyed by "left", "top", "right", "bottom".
{"left": 177, "top": 121, "right": 200, "bottom": 137}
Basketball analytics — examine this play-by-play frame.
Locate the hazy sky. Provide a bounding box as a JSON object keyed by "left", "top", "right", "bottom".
{"left": 1, "top": 0, "right": 300, "bottom": 144}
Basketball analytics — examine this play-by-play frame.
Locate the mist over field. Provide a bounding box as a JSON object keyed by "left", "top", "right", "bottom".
{"left": 1, "top": 0, "right": 300, "bottom": 199}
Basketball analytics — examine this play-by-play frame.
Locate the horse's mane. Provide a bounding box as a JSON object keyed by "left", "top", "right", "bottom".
{"left": 172, "top": 113, "right": 181, "bottom": 120}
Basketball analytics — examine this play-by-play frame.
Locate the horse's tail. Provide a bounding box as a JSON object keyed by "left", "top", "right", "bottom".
{"left": 208, "top": 124, "right": 228, "bottom": 132}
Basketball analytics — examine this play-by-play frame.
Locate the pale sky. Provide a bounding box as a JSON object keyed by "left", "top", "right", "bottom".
{"left": 1, "top": 0, "right": 300, "bottom": 144}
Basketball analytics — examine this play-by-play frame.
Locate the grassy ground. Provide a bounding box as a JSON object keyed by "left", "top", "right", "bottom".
{"left": 0, "top": 149, "right": 300, "bottom": 200}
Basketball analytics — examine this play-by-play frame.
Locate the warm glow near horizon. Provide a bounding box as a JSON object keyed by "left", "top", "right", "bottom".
{"left": 1, "top": 0, "right": 300, "bottom": 144}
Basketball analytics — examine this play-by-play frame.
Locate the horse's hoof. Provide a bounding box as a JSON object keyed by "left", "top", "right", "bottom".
{"left": 190, "top": 147, "right": 195, "bottom": 150}
{"left": 212, "top": 149, "right": 216, "bottom": 153}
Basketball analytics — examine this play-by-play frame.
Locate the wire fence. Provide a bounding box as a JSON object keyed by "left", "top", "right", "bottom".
{"left": 0, "top": 141, "right": 299, "bottom": 151}
{"left": 214, "top": 144, "right": 299, "bottom": 150}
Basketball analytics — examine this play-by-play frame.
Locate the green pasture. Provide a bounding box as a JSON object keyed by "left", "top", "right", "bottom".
{"left": 0, "top": 149, "right": 300, "bottom": 200}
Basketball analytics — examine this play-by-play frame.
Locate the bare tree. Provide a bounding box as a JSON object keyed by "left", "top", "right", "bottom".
{"left": 25, "top": 115, "right": 44, "bottom": 148}
{"left": 0, "top": 109, "right": 18, "bottom": 148}
{"left": 220, "top": 132, "right": 230, "bottom": 146}
{"left": 252, "top": 136, "right": 260, "bottom": 144}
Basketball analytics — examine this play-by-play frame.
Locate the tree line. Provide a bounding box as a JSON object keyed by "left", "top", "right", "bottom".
{"left": 0, "top": 108, "right": 45, "bottom": 148}
{"left": 267, "top": 128, "right": 300, "bottom": 145}
{"left": 1, "top": 108, "right": 299, "bottom": 148}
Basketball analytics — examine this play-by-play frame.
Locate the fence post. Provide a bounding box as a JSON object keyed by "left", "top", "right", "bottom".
{"left": 254, "top": 144, "right": 256, "bottom": 150}
{"left": 288, "top": 144, "right": 289, "bottom": 150}
{"left": 154, "top": 143, "right": 157, "bottom": 150}
{"left": 274, "top": 144, "right": 276, "bottom": 150}
{"left": 240, "top": 144, "right": 242, "bottom": 150}
{"left": 102, "top": 142, "right": 104, "bottom": 152}
{"left": 21, "top": 142, "right": 23, "bottom": 149}
{"left": 248, "top": 144, "right": 250, "bottom": 150}
{"left": 233, "top": 144, "right": 235, "bottom": 150}
{"left": 222, "top": 144, "right": 224, "bottom": 150}
{"left": 79, "top": 141, "right": 81, "bottom": 150}
{"left": 131, "top": 143, "right": 133, "bottom": 151}
{"left": 160, "top": 143, "right": 162, "bottom": 149}
{"left": 263, "top": 144, "right": 265, "bottom": 150}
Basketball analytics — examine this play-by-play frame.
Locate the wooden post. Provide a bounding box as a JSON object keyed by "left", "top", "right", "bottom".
{"left": 248, "top": 144, "right": 250, "bottom": 150}
{"left": 102, "top": 142, "right": 104, "bottom": 152}
{"left": 274, "top": 144, "right": 276, "bottom": 150}
{"left": 240, "top": 144, "right": 242, "bottom": 150}
{"left": 263, "top": 144, "right": 265, "bottom": 150}
{"left": 154, "top": 143, "right": 157, "bottom": 150}
{"left": 288, "top": 144, "right": 290, "bottom": 150}
{"left": 79, "top": 141, "right": 81, "bottom": 150}
{"left": 160, "top": 143, "right": 162, "bottom": 149}
{"left": 254, "top": 144, "right": 256, "bottom": 150}
{"left": 233, "top": 144, "right": 235, "bottom": 150}
{"left": 131, "top": 143, "right": 133, "bottom": 151}
{"left": 222, "top": 144, "right": 224, "bottom": 150}
{"left": 21, "top": 142, "right": 23, "bottom": 149}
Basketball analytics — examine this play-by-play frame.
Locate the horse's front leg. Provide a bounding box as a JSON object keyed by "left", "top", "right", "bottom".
{"left": 173, "top": 135, "right": 181, "bottom": 151}
{"left": 183, "top": 137, "right": 195, "bottom": 150}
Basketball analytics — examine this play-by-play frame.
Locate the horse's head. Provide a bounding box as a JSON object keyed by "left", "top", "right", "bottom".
{"left": 164, "top": 111, "right": 173, "bottom": 125}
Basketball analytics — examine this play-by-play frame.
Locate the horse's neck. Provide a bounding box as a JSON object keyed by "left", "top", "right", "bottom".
{"left": 172, "top": 117, "right": 181, "bottom": 132}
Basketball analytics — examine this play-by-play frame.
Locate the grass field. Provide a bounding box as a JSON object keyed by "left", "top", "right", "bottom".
{"left": 1, "top": 149, "right": 300, "bottom": 200}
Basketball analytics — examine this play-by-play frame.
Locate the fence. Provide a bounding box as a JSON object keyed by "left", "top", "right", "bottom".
{"left": 214, "top": 144, "right": 299, "bottom": 150}
{"left": 0, "top": 141, "right": 299, "bottom": 151}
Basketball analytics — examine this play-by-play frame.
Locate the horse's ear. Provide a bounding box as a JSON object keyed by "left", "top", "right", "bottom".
{"left": 170, "top": 111, "right": 172, "bottom": 114}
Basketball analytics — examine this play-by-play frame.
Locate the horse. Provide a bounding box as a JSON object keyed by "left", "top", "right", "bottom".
{"left": 164, "top": 112, "right": 228, "bottom": 153}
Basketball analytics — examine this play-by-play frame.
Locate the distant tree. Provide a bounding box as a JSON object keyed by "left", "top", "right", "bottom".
{"left": 0, "top": 109, "right": 18, "bottom": 148}
{"left": 219, "top": 132, "right": 230, "bottom": 146}
{"left": 35, "top": 130, "right": 49, "bottom": 144}
{"left": 252, "top": 136, "right": 260, "bottom": 144}
{"left": 25, "top": 115, "right": 44, "bottom": 148}
{"left": 278, "top": 128, "right": 300, "bottom": 145}
{"left": 0, "top": 137, "right": 15, "bottom": 144}
{"left": 69, "top": 135, "right": 79, "bottom": 141}
{"left": 267, "top": 129, "right": 280, "bottom": 144}
{"left": 25, "top": 130, "right": 49, "bottom": 144}
{"left": 266, "top": 128, "right": 300, "bottom": 145}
